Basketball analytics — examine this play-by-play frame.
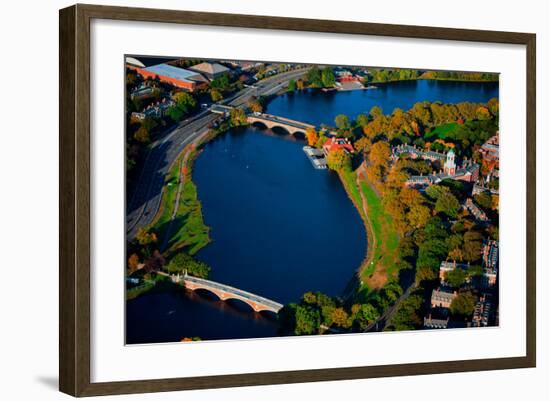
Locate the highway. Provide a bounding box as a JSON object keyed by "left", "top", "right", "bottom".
{"left": 126, "top": 68, "right": 309, "bottom": 241}
{"left": 126, "top": 112, "right": 219, "bottom": 239}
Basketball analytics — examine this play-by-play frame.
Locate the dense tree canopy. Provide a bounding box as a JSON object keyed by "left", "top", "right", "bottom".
{"left": 327, "top": 149, "right": 351, "bottom": 171}
{"left": 450, "top": 292, "right": 476, "bottom": 317}
{"left": 165, "top": 252, "right": 211, "bottom": 279}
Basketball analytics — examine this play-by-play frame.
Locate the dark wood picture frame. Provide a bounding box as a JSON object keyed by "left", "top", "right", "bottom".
{"left": 59, "top": 3, "right": 536, "bottom": 397}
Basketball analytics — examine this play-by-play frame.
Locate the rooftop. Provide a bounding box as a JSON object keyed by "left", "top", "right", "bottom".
{"left": 190, "top": 62, "right": 230, "bottom": 76}
{"left": 143, "top": 64, "right": 204, "bottom": 83}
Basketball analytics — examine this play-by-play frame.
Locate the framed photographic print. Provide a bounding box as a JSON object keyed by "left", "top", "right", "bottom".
{"left": 59, "top": 4, "right": 536, "bottom": 397}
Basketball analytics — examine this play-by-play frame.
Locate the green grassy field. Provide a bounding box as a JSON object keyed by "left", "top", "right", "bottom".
{"left": 425, "top": 122, "right": 459, "bottom": 140}
{"left": 340, "top": 170, "right": 365, "bottom": 219}
{"left": 339, "top": 169, "right": 400, "bottom": 290}
{"left": 358, "top": 179, "right": 399, "bottom": 282}
{"left": 150, "top": 150, "right": 211, "bottom": 256}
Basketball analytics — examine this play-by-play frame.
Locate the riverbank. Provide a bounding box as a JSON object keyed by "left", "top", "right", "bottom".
{"left": 338, "top": 166, "right": 400, "bottom": 291}
{"left": 148, "top": 143, "right": 211, "bottom": 257}
{"left": 369, "top": 77, "right": 499, "bottom": 84}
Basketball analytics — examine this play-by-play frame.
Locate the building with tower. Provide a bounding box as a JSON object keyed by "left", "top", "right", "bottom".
{"left": 443, "top": 148, "right": 456, "bottom": 175}
{"left": 391, "top": 147, "right": 480, "bottom": 189}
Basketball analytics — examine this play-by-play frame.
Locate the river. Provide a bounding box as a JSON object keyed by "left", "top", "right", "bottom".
{"left": 126, "top": 79, "right": 499, "bottom": 344}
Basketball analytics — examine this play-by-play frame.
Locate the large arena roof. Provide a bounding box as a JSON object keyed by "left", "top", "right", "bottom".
{"left": 143, "top": 64, "right": 203, "bottom": 83}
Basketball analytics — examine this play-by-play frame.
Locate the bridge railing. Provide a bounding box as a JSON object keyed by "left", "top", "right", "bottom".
{"left": 249, "top": 113, "right": 314, "bottom": 130}
{"left": 183, "top": 275, "right": 283, "bottom": 310}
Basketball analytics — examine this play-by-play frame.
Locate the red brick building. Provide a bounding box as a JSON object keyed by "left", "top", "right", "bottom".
{"left": 128, "top": 63, "right": 208, "bottom": 92}
{"left": 322, "top": 137, "right": 354, "bottom": 156}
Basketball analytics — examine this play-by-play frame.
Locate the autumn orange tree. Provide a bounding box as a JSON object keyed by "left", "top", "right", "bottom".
{"left": 134, "top": 126, "right": 150, "bottom": 143}
{"left": 305, "top": 127, "right": 318, "bottom": 147}
{"left": 127, "top": 253, "right": 140, "bottom": 273}
{"left": 326, "top": 149, "right": 351, "bottom": 171}
{"left": 247, "top": 96, "right": 264, "bottom": 113}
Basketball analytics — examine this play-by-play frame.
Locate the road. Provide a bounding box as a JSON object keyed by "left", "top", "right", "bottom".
{"left": 126, "top": 113, "right": 219, "bottom": 239}
{"left": 364, "top": 283, "right": 417, "bottom": 332}
{"left": 225, "top": 68, "right": 310, "bottom": 107}
{"left": 126, "top": 68, "right": 310, "bottom": 240}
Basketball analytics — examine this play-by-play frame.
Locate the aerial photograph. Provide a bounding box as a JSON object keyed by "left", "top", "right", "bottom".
{"left": 124, "top": 56, "right": 500, "bottom": 344}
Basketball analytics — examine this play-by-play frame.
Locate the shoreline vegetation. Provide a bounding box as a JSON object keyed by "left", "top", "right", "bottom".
{"left": 277, "top": 95, "right": 499, "bottom": 335}
{"left": 337, "top": 169, "right": 400, "bottom": 290}
{"left": 366, "top": 68, "right": 499, "bottom": 84}
{"left": 126, "top": 61, "right": 499, "bottom": 339}
{"left": 152, "top": 146, "right": 211, "bottom": 256}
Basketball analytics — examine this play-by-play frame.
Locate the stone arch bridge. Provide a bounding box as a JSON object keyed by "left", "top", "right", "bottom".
{"left": 247, "top": 113, "right": 315, "bottom": 136}
{"left": 170, "top": 273, "right": 284, "bottom": 314}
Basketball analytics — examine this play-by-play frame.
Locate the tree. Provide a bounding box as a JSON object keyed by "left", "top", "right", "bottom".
{"left": 369, "top": 105, "right": 383, "bottom": 119}
{"left": 448, "top": 247, "right": 464, "bottom": 262}
{"left": 407, "top": 202, "right": 431, "bottom": 229}
{"left": 248, "top": 96, "right": 263, "bottom": 113}
{"left": 445, "top": 268, "right": 468, "bottom": 288}
{"left": 476, "top": 106, "right": 491, "bottom": 120}
{"left": 172, "top": 91, "right": 197, "bottom": 113}
{"left": 306, "top": 67, "right": 322, "bottom": 87}
{"left": 287, "top": 79, "right": 296, "bottom": 92}
{"left": 321, "top": 67, "right": 336, "bottom": 87}
{"left": 294, "top": 305, "right": 320, "bottom": 335}
{"left": 210, "top": 72, "right": 231, "bottom": 90}
{"left": 356, "top": 113, "right": 369, "bottom": 127}
{"left": 165, "top": 252, "right": 211, "bottom": 279}
{"left": 463, "top": 231, "right": 483, "bottom": 262}
{"left": 135, "top": 227, "right": 157, "bottom": 246}
{"left": 474, "top": 192, "right": 492, "bottom": 210}
{"left": 302, "top": 291, "right": 318, "bottom": 305}
{"left": 305, "top": 127, "right": 318, "bottom": 147}
{"left": 354, "top": 136, "right": 372, "bottom": 153}
{"left": 334, "top": 114, "right": 350, "bottom": 130}
{"left": 326, "top": 149, "right": 351, "bottom": 171}
{"left": 210, "top": 89, "right": 223, "bottom": 102}
{"left": 134, "top": 126, "right": 150, "bottom": 143}
{"left": 389, "top": 294, "right": 424, "bottom": 330}
{"left": 143, "top": 250, "right": 165, "bottom": 272}
{"left": 487, "top": 97, "right": 499, "bottom": 116}
{"left": 331, "top": 307, "right": 350, "bottom": 328}
{"left": 435, "top": 190, "right": 460, "bottom": 218}
{"left": 351, "top": 304, "right": 380, "bottom": 330}
{"left": 398, "top": 236, "right": 416, "bottom": 260}
{"left": 166, "top": 105, "right": 184, "bottom": 122}
{"left": 229, "top": 108, "right": 248, "bottom": 126}
{"left": 369, "top": 141, "right": 391, "bottom": 167}
{"left": 127, "top": 253, "right": 140, "bottom": 273}
{"left": 427, "top": 185, "right": 460, "bottom": 218}
{"left": 415, "top": 265, "right": 438, "bottom": 284}
{"left": 450, "top": 292, "right": 476, "bottom": 317}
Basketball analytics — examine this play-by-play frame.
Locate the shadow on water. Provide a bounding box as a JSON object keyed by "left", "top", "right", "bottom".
{"left": 126, "top": 285, "right": 279, "bottom": 344}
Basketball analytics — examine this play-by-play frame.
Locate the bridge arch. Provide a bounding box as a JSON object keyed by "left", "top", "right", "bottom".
{"left": 180, "top": 275, "right": 283, "bottom": 314}
{"left": 250, "top": 120, "right": 269, "bottom": 130}
{"left": 292, "top": 130, "right": 306, "bottom": 140}
{"left": 246, "top": 113, "right": 315, "bottom": 137}
{"left": 269, "top": 125, "right": 292, "bottom": 136}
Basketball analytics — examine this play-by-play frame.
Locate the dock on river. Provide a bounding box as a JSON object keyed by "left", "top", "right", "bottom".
{"left": 303, "top": 146, "right": 327, "bottom": 169}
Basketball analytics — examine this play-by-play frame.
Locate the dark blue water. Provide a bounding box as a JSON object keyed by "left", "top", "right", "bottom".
{"left": 266, "top": 80, "right": 499, "bottom": 126}
{"left": 126, "top": 289, "right": 279, "bottom": 343}
{"left": 194, "top": 128, "right": 366, "bottom": 303}
{"left": 126, "top": 79, "right": 499, "bottom": 344}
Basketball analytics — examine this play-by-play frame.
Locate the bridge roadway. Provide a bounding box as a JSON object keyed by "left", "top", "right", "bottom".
{"left": 247, "top": 113, "right": 315, "bottom": 135}
{"left": 126, "top": 68, "right": 310, "bottom": 240}
{"left": 163, "top": 272, "right": 284, "bottom": 313}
